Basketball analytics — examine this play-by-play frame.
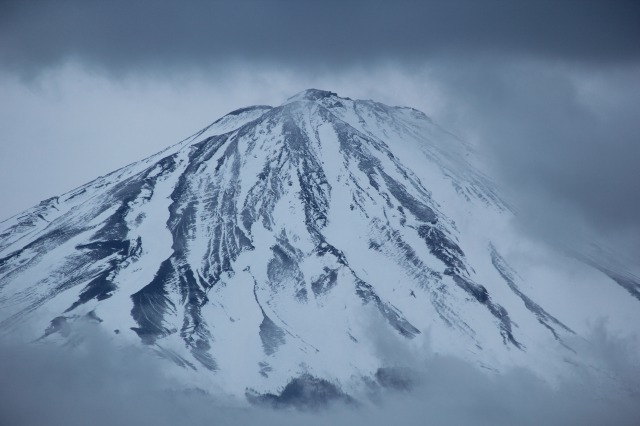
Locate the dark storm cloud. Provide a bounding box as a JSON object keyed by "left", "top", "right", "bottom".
{"left": 1, "top": 0, "right": 639, "bottom": 77}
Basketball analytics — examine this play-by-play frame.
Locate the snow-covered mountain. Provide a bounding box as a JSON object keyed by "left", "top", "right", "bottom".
{"left": 1, "top": 89, "right": 638, "bottom": 402}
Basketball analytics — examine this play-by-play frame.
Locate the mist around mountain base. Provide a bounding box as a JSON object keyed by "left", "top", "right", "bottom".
{"left": 1, "top": 319, "right": 638, "bottom": 426}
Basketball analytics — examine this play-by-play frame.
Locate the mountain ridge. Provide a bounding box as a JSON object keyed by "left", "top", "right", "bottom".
{"left": 1, "top": 89, "right": 638, "bottom": 401}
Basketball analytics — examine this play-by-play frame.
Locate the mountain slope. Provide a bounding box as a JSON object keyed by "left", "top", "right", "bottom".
{"left": 1, "top": 89, "right": 637, "bottom": 400}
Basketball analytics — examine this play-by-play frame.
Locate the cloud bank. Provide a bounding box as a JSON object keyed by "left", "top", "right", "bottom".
{"left": 2, "top": 0, "right": 639, "bottom": 77}
{"left": 1, "top": 322, "right": 639, "bottom": 426}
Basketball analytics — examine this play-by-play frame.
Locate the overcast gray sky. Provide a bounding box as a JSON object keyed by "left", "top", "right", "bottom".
{"left": 1, "top": 0, "right": 639, "bottom": 258}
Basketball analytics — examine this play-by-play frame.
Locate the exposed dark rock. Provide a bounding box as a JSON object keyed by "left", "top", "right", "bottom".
{"left": 375, "top": 367, "right": 416, "bottom": 391}
{"left": 246, "top": 374, "right": 355, "bottom": 410}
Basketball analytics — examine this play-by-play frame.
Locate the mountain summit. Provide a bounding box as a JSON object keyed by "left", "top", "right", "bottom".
{"left": 1, "top": 89, "right": 638, "bottom": 401}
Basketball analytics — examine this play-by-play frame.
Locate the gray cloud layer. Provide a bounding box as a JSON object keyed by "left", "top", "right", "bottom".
{"left": 424, "top": 60, "right": 640, "bottom": 258}
{"left": 1, "top": 322, "right": 639, "bottom": 426}
{"left": 2, "top": 0, "right": 639, "bottom": 77}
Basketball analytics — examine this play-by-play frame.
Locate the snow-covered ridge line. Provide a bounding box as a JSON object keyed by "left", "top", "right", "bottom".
{"left": 1, "top": 89, "right": 638, "bottom": 403}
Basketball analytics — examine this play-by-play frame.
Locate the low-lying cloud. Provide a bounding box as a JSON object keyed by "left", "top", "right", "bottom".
{"left": 1, "top": 321, "right": 638, "bottom": 426}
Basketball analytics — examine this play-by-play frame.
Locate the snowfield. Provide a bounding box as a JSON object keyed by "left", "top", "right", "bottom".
{"left": 1, "top": 89, "right": 639, "bottom": 403}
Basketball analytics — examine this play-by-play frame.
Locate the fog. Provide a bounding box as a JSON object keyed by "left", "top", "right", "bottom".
{"left": 1, "top": 321, "right": 638, "bottom": 426}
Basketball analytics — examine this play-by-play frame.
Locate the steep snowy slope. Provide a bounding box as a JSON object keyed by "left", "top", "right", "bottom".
{"left": 1, "top": 89, "right": 638, "bottom": 400}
